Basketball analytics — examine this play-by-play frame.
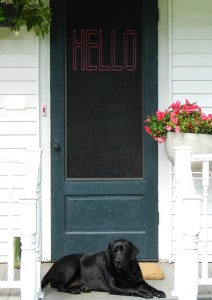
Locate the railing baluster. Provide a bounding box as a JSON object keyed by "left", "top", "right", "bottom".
{"left": 8, "top": 163, "right": 15, "bottom": 283}
{"left": 201, "top": 161, "right": 209, "bottom": 281}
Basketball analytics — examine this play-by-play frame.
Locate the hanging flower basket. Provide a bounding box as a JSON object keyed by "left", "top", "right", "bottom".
{"left": 0, "top": 0, "right": 52, "bottom": 38}
{"left": 144, "top": 99, "right": 212, "bottom": 170}
{"left": 144, "top": 99, "right": 212, "bottom": 143}
{"left": 0, "top": 3, "right": 23, "bottom": 27}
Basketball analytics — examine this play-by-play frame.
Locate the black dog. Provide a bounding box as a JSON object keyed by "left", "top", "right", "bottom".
{"left": 41, "top": 239, "right": 166, "bottom": 298}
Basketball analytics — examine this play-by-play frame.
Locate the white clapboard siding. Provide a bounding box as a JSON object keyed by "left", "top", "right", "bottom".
{"left": 173, "top": 54, "right": 212, "bottom": 67}
{"left": 0, "top": 189, "right": 23, "bottom": 204}
{"left": 0, "top": 82, "right": 37, "bottom": 94}
{"left": 0, "top": 54, "right": 36, "bottom": 67}
{"left": 0, "top": 94, "right": 38, "bottom": 109}
{"left": 173, "top": 40, "right": 212, "bottom": 54}
{"left": 173, "top": 81, "right": 212, "bottom": 93}
{"left": 0, "top": 27, "right": 39, "bottom": 262}
{"left": 170, "top": 0, "right": 212, "bottom": 262}
{"left": 0, "top": 136, "right": 37, "bottom": 149}
{"left": 0, "top": 203, "right": 20, "bottom": 216}
{"left": 172, "top": 27, "right": 212, "bottom": 39}
{"left": 0, "top": 41, "right": 36, "bottom": 54}
{"left": 0, "top": 109, "right": 37, "bottom": 122}
{"left": 0, "top": 122, "right": 37, "bottom": 135}
{"left": 0, "top": 68, "right": 36, "bottom": 81}
{"left": 0, "top": 27, "right": 36, "bottom": 41}
{"left": 172, "top": 94, "right": 212, "bottom": 108}
{"left": 0, "top": 176, "right": 25, "bottom": 189}
{"left": 172, "top": 0, "right": 212, "bottom": 12}
{"left": 0, "top": 149, "right": 25, "bottom": 161}
{"left": 172, "top": 13, "right": 212, "bottom": 27}
{"left": 0, "top": 95, "right": 37, "bottom": 109}
{"left": 173, "top": 67, "right": 212, "bottom": 80}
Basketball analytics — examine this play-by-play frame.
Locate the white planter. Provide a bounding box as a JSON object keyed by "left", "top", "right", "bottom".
{"left": 165, "top": 132, "right": 212, "bottom": 171}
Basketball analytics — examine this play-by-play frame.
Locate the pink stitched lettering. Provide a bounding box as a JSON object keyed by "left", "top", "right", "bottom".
{"left": 72, "top": 29, "right": 137, "bottom": 72}
{"left": 72, "top": 29, "right": 85, "bottom": 70}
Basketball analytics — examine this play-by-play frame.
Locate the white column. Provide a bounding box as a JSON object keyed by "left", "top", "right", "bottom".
{"left": 177, "top": 198, "right": 200, "bottom": 300}
{"left": 20, "top": 149, "right": 42, "bottom": 300}
{"left": 172, "top": 146, "right": 201, "bottom": 300}
{"left": 20, "top": 197, "right": 37, "bottom": 300}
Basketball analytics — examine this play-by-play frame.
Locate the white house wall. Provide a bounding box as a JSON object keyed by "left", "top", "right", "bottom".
{"left": 168, "top": 0, "right": 212, "bottom": 262}
{"left": 0, "top": 28, "right": 40, "bottom": 262}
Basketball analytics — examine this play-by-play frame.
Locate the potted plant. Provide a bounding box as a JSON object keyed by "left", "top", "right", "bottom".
{"left": 144, "top": 99, "right": 212, "bottom": 165}
{"left": 0, "top": 0, "right": 51, "bottom": 38}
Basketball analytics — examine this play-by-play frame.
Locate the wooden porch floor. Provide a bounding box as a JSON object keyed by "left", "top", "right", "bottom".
{"left": 1, "top": 263, "right": 212, "bottom": 299}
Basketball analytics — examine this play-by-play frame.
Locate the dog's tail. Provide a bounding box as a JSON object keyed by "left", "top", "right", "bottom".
{"left": 41, "top": 269, "right": 51, "bottom": 289}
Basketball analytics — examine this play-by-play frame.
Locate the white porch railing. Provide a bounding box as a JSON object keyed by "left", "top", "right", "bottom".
{"left": 172, "top": 146, "right": 212, "bottom": 300}
{"left": 0, "top": 149, "right": 43, "bottom": 300}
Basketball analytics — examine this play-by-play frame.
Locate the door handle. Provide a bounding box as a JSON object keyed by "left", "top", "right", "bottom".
{"left": 53, "top": 140, "right": 61, "bottom": 155}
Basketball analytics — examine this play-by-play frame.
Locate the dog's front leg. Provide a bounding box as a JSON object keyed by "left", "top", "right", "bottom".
{"left": 108, "top": 280, "right": 154, "bottom": 298}
{"left": 138, "top": 281, "right": 166, "bottom": 298}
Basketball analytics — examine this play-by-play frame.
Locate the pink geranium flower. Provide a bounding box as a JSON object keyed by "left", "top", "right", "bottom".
{"left": 165, "top": 125, "right": 172, "bottom": 131}
{"left": 156, "top": 110, "right": 166, "bottom": 120}
{"left": 144, "top": 99, "right": 212, "bottom": 143}
{"left": 175, "top": 126, "right": 180, "bottom": 133}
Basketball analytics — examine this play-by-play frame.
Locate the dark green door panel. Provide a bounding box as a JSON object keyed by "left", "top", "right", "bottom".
{"left": 50, "top": 0, "right": 158, "bottom": 260}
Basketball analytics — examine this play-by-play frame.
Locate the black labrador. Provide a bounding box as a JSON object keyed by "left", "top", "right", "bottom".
{"left": 41, "top": 239, "right": 166, "bottom": 298}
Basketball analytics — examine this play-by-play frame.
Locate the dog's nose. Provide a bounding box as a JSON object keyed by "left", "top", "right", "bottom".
{"left": 115, "top": 258, "right": 121, "bottom": 264}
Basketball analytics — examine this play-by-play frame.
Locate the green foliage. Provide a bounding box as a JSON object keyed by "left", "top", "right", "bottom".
{"left": 0, "top": 0, "right": 52, "bottom": 38}
{"left": 0, "top": 5, "right": 6, "bottom": 21}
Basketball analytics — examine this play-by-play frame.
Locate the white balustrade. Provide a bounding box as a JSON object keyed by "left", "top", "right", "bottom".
{"left": 172, "top": 146, "right": 212, "bottom": 300}
{"left": 0, "top": 149, "right": 42, "bottom": 300}
{"left": 0, "top": 159, "right": 24, "bottom": 289}
{"left": 192, "top": 154, "right": 212, "bottom": 286}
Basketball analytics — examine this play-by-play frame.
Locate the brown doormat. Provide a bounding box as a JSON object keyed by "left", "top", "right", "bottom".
{"left": 139, "top": 262, "right": 165, "bottom": 280}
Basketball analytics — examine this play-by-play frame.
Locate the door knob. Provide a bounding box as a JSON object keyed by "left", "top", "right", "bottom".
{"left": 53, "top": 140, "right": 61, "bottom": 154}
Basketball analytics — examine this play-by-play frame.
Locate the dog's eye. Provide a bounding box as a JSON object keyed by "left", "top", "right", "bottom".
{"left": 120, "top": 246, "right": 125, "bottom": 252}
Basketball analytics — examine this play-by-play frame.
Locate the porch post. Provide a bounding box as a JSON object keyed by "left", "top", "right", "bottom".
{"left": 20, "top": 197, "right": 37, "bottom": 300}
{"left": 172, "top": 146, "right": 201, "bottom": 300}
{"left": 20, "top": 149, "right": 42, "bottom": 300}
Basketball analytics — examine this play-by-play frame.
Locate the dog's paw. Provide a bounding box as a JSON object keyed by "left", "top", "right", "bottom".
{"left": 80, "top": 285, "right": 92, "bottom": 293}
{"left": 140, "top": 291, "right": 153, "bottom": 298}
{"left": 153, "top": 290, "right": 166, "bottom": 298}
{"left": 69, "top": 286, "right": 81, "bottom": 294}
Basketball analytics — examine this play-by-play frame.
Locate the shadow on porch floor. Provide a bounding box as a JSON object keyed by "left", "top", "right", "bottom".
{"left": 1, "top": 263, "right": 212, "bottom": 299}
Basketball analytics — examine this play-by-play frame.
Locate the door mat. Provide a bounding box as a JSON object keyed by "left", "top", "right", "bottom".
{"left": 139, "top": 262, "right": 165, "bottom": 280}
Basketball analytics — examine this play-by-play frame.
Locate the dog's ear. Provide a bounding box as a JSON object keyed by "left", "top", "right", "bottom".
{"left": 105, "top": 242, "right": 112, "bottom": 261}
{"left": 128, "top": 241, "right": 139, "bottom": 259}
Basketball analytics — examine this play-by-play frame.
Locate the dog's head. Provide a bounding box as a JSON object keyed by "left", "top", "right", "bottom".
{"left": 105, "top": 239, "right": 139, "bottom": 273}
